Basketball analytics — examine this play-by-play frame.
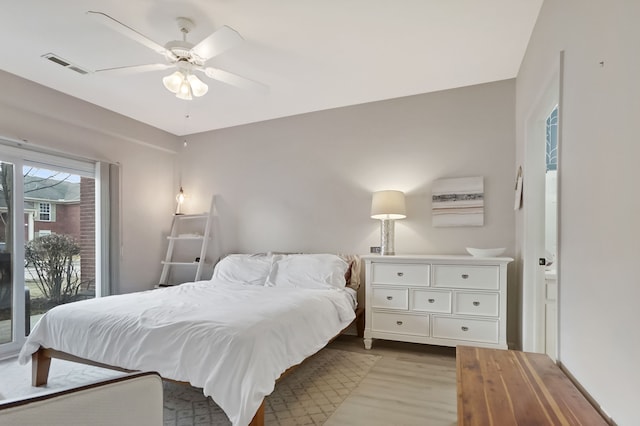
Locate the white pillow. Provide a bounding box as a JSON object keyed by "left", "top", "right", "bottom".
{"left": 212, "top": 254, "right": 272, "bottom": 286}
{"left": 266, "top": 254, "right": 349, "bottom": 289}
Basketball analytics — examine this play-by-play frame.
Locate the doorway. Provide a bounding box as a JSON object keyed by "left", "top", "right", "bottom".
{"left": 543, "top": 105, "right": 558, "bottom": 360}
{"left": 521, "top": 52, "right": 563, "bottom": 356}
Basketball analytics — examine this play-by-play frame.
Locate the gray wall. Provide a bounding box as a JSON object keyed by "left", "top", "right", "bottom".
{"left": 516, "top": 1, "right": 640, "bottom": 424}
{"left": 0, "top": 70, "right": 178, "bottom": 293}
{"left": 178, "top": 79, "right": 517, "bottom": 342}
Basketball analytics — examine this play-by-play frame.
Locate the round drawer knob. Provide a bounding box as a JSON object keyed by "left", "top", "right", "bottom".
{"left": 386, "top": 296, "right": 393, "bottom": 300}
{"left": 473, "top": 301, "right": 480, "bottom": 306}
{"left": 396, "top": 321, "right": 403, "bottom": 326}
{"left": 428, "top": 298, "right": 435, "bottom": 303}
{"left": 461, "top": 326, "right": 469, "bottom": 332}
{"left": 397, "top": 272, "right": 404, "bottom": 277}
{"left": 461, "top": 274, "right": 469, "bottom": 279}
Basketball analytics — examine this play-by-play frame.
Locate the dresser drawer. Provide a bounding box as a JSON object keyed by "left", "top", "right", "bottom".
{"left": 371, "top": 287, "right": 408, "bottom": 309}
{"left": 432, "top": 265, "right": 499, "bottom": 290}
{"left": 411, "top": 289, "right": 452, "bottom": 313}
{"left": 454, "top": 292, "right": 499, "bottom": 317}
{"left": 372, "top": 312, "right": 429, "bottom": 336}
{"left": 372, "top": 263, "right": 430, "bottom": 286}
{"left": 432, "top": 316, "right": 499, "bottom": 344}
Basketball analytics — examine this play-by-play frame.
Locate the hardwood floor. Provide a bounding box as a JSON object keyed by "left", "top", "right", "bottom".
{"left": 325, "top": 335, "right": 457, "bottom": 426}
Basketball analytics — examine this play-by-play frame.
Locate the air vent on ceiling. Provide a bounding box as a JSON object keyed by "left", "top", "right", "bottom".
{"left": 42, "top": 53, "right": 90, "bottom": 75}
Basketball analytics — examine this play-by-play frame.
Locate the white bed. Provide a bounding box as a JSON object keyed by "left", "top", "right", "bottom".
{"left": 18, "top": 253, "right": 359, "bottom": 426}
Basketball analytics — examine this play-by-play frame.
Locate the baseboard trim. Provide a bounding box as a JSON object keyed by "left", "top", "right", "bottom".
{"left": 557, "top": 361, "right": 617, "bottom": 425}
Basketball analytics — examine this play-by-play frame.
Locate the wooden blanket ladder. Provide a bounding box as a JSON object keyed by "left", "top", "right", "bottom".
{"left": 158, "top": 197, "right": 214, "bottom": 286}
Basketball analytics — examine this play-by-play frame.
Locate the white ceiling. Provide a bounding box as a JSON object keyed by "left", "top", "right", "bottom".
{"left": 1, "top": 1, "right": 542, "bottom": 136}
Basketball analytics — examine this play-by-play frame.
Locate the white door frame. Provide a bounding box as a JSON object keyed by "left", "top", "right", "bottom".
{"left": 521, "top": 52, "right": 563, "bottom": 353}
{"left": 0, "top": 142, "right": 101, "bottom": 358}
{"left": 0, "top": 154, "right": 26, "bottom": 359}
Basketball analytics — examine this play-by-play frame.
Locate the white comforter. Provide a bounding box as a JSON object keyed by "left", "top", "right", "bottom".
{"left": 18, "top": 279, "right": 356, "bottom": 426}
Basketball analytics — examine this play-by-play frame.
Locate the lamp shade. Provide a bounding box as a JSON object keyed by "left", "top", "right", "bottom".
{"left": 371, "top": 190, "right": 406, "bottom": 220}
{"left": 187, "top": 74, "right": 209, "bottom": 97}
{"left": 162, "top": 71, "right": 184, "bottom": 93}
{"left": 176, "top": 78, "right": 193, "bottom": 100}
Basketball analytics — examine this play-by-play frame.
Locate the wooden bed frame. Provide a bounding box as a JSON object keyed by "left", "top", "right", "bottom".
{"left": 32, "top": 347, "right": 272, "bottom": 426}
{"left": 30, "top": 306, "right": 364, "bottom": 426}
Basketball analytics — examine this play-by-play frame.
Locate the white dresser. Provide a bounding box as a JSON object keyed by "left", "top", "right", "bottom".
{"left": 363, "top": 255, "right": 512, "bottom": 350}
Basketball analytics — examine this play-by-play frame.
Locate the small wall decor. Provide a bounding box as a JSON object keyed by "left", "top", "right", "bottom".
{"left": 432, "top": 176, "right": 484, "bottom": 227}
{"left": 514, "top": 166, "right": 523, "bottom": 210}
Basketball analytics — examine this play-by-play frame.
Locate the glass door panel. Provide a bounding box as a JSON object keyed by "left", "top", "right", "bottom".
{"left": 23, "top": 166, "right": 96, "bottom": 327}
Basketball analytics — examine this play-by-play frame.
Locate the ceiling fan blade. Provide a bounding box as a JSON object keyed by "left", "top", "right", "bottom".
{"left": 201, "top": 67, "right": 268, "bottom": 92}
{"left": 191, "top": 26, "right": 244, "bottom": 62}
{"left": 94, "top": 63, "right": 173, "bottom": 75}
{"left": 87, "top": 11, "right": 171, "bottom": 58}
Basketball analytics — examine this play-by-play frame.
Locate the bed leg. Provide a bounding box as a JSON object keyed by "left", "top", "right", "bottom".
{"left": 355, "top": 307, "right": 365, "bottom": 338}
{"left": 248, "top": 400, "right": 265, "bottom": 426}
{"left": 32, "top": 348, "right": 51, "bottom": 387}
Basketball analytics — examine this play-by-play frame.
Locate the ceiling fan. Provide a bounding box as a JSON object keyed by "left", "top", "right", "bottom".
{"left": 87, "top": 11, "right": 265, "bottom": 100}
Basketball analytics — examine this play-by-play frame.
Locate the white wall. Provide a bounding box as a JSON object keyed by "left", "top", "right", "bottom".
{"left": 516, "top": 1, "right": 640, "bottom": 423}
{"left": 0, "top": 70, "right": 179, "bottom": 293}
{"left": 178, "top": 80, "right": 517, "bottom": 339}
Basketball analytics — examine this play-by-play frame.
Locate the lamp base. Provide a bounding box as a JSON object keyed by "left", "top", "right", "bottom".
{"left": 380, "top": 219, "right": 396, "bottom": 256}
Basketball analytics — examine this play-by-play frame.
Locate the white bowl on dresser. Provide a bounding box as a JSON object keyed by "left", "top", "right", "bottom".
{"left": 466, "top": 247, "right": 506, "bottom": 257}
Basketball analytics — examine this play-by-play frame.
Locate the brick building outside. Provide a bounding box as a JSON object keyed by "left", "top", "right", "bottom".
{"left": 0, "top": 175, "right": 95, "bottom": 291}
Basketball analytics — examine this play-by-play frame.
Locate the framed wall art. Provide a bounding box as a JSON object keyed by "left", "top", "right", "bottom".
{"left": 432, "top": 176, "right": 484, "bottom": 227}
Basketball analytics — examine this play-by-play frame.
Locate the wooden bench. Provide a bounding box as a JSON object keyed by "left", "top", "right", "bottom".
{"left": 456, "top": 346, "right": 608, "bottom": 425}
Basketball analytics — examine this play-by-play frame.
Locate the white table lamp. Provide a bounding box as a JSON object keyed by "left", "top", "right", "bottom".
{"left": 371, "top": 190, "right": 406, "bottom": 255}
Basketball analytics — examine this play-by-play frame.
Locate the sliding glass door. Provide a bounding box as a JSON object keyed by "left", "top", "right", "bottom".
{"left": 23, "top": 165, "right": 97, "bottom": 330}
{"left": 0, "top": 145, "right": 101, "bottom": 357}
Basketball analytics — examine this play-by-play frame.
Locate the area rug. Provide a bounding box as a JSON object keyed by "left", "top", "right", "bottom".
{"left": 163, "top": 348, "right": 381, "bottom": 425}
{"left": 0, "top": 348, "right": 380, "bottom": 425}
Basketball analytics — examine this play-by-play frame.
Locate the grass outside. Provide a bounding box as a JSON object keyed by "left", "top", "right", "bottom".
{"left": 25, "top": 279, "right": 44, "bottom": 299}
{"left": 24, "top": 257, "right": 92, "bottom": 305}
{"left": 24, "top": 261, "right": 77, "bottom": 299}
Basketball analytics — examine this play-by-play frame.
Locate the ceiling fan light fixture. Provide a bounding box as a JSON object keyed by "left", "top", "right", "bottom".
{"left": 176, "top": 78, "right": 193, "bottom": 100}
{"left": 187, "top": 74, "right": 208, "bottom": 97}
{"left": 162, "top": 70, "right": 184, "bottom": 93}
{"left": 162, "top": 67, "right": 206, "bottom": 100}
{"left": 88, "top": 12, "right": 258, "bottom": 102}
